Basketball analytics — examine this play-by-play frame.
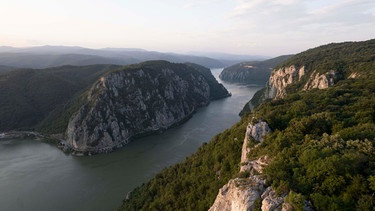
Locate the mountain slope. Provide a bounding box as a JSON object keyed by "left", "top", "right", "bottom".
{"left": 0, "top": 64, "right": 119, "bottom": 131}
{"left": 219, "top": 55, "right": 292, "bottom": 84}
{"left": 120, "top": 39, "right": 375, "bottom": 211}
{"left": 241, "top": 39, "right": 375, "bottom": 114}
{"left": 0, "top": 46, "right": 225, "bottom": 68}
{"left": 64, "top": 61, "right": 230, "bottom": 155}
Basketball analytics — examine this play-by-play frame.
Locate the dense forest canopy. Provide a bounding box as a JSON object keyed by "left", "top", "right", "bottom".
{"left": 120, "top": 39, "right": 375, "bottom": 210}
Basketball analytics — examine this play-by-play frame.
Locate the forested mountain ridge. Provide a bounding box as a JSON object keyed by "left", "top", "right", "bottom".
{"left": 64, "top": 61, "right": 230, "bottom": 155}
{"left": 120, "top": 39, "right": 375, "bottom": 211}
{"left": 0, "top": 46, "right": 257, "bottom": 69}
{"left": 0, "top": 61, "right": 229, "bottom": 156}
{"left": 0, "top": 64, "right": 120, "bottom": 131}
{"left": 219, "top": 55, "right": 292, "bottom": 84}
{"left": 241, "top": 39, "right": 375, "bottom": 114}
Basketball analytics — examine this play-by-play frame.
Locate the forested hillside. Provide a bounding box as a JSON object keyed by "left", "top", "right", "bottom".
{"left": 120, "top": 39, "right": 375, "bottom": 210}
{"left": 0, "top": 65, "right": 119, "bottom": 131}
{"left": 219, "top": 55, "right": 292, "bottom": 84}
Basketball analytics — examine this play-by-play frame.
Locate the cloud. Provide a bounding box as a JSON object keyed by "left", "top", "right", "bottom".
{"left": 221, "top": 0, "right": 375, "bottom": 55}
{"left": 226, "top": 0, "right": 375, "bottom": 35}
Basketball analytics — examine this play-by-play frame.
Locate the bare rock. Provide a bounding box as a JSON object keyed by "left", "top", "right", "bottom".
{"left": 209, "top": 176, "right": 266, "bottom": 211}
{"left": 261, "top": 187, "right": 285, "bottom": 211}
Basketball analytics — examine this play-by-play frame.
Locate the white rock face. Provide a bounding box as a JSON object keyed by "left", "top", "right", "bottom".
{"left": 348, "top": 72, "right": 360, "bottom": 79}
{"left": 209, "top": 176, "right": 266, "bottom": 211}
{"left": 241, "top": 120, "right": 271, "bottom": 173}
{"left": 210, "top": 119, "right": 272, "bottom": 211}
{"left": 303, "top": 70, "right": 337, "bottom": 90}
{"left": 65, "top": 62, "right": 229, "bottom": 155}
{"left": 261, "top": 187, "right": 285, "bottom": 211}
{"left": 265, "top": 65, "right": 305, "bottom": 99}
{"left": 247, "top": 120, "right": 272, "bottom": 143}
{"left": 264, "top": 65, "right": 340, "bottom": 100}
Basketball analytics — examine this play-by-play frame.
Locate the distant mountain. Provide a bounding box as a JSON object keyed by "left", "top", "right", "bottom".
{"left": 0, "top": 46, "right": 226, "bottom": 68}
{"left": 0, "top": 65, "right": 16, "bottom": 75}
{"left": 187, "top": 51, "right": 270, "bottom": 66}
{"left": 0, "top": 61, "right": 229, "bottom": 141}
{"left": 219, "top": 55, "right": 292, "bottom": 84}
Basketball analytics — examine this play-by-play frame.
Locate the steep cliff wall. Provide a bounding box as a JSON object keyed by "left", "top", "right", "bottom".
{"left": 219, "top": 55, "right": 292, "bottom": 84}
{"left": 210, "top": 119, "right": 314, "bottom": 211}
{"left": 65, "top": 61, "right": 229, "bottom": 155}
{"left": 240, "top": 40, "right": 375, "bottom": 115}
{"left": 209, "top": 120, "right": 270, "bottom": 211}
{"left": 241, "top": 63, "right": 344, "bottom": 114}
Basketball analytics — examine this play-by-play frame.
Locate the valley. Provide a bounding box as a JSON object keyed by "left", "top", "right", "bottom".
{"left": 0, "top": 68, "right": 262, "bottom": 210}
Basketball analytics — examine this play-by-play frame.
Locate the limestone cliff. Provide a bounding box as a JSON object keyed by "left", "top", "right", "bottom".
{"left": 210, "top": 119, "right": 314, "bottom": 211}
{"left": 219, "top": 55, "right": 292, "bottom": 84}
{"left": 239, "top": 41, "right": 374, "bottom": 114}
{"left": 209, "top": 120, "right": 270, "bottom": 211}
{"left": 65, "top": 61, "right": 229, "bottom": 155}
{"left": 241, "top": 65, "right": 344, "bottom": 115}
{"left": 264, "top": 65, "right": 306, "bottom": 99}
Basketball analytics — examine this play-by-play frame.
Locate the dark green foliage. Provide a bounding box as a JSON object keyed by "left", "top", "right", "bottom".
{"left": 247, "top": 72, "right": 375, "bottom": 210}
{"left": 219, "top": 55, "right": 292, "bottom": 84}
{"left": 120, "top": 117, "right": 250, "bottom": 211}
{"left": 0, "top": 64, "right": 119, "bottom": 132}
{"left": 285, "top": 190, "right": 305, "bottom": 211}
{"left": 121, "top": 40, "right": 375, "bottom": 211}
{"left": 277, "top": 39, "right": 375, "bottom": 75}
{"left": 241, "top": 39, "right": 375, "bottom": 115}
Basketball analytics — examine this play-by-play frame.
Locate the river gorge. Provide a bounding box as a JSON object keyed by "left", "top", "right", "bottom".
{"left": 0, "top": 68, "right": 262, "bottom": 211}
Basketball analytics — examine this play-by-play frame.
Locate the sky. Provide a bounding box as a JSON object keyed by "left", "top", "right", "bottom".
{"left": 1, "top": 0, "right": 375, "bottom": 56}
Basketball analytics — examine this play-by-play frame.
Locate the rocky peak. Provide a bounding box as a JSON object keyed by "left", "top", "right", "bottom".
{"left": 265, "top": 65, "right": 305, "bottom": 99}
{"left": 210, "top": 118, "right": 315, "bottom": 211}
{"left": 241, "top": 120, "right": 271, "bottom": 173}
{"left": 303, "top": 69, "right": 340, "bottom": 90}
{"left": 64, "top": 61, "right": 229, "bottom": 155}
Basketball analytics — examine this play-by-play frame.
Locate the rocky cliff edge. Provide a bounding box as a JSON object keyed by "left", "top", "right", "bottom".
{"left": 64, "top": 61, "right": 230, "bottom": 155}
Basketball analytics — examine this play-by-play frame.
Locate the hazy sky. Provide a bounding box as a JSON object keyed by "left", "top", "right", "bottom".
{"left": 1, "top": 0, "right": 375, "bottom": 56}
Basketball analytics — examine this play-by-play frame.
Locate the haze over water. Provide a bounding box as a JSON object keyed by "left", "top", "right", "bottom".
{"left": 0, "top": 68, "right": 262, "bottom": 211}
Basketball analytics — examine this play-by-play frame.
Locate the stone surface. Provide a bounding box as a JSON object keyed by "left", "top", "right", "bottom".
{"left": 264, "top": 65, "right": 341, "bottom": 101}
{"left": 261, "top": 187, "right": 285, "bottom": 211}
{"left": 240, "top": 119, "right": 271, "bottom": 173}
{"left": 65, "top": 61, "right": 229, "bottom": 155}
{"left": 265, "top": 65, "right": 305, "bottom": 99}
{"left": 303, "top": 70, "right": 338, "bottom": 90}
{"left": 209, "top": 176, "right": 266, "bottom": 211}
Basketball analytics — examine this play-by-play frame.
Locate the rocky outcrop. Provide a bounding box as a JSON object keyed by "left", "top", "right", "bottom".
{"left": 219, "top": 63, "right": 270, "bottom": 84}
{"left": 65, "top": 61, "right": 229, "bottom": 155}
{"left": 209, "top": 176, "right": 266, "bottom": 211}
{"left": 210, "top": 119, "right": 315, "bottom": 210}
{"left": 210, "top": 120, "right": 272, "bottom": 211}
{"left": 303, "top": 70, "right": 340, "bottom": 90}
{"left": 264, "top": 65, "right": 305, "bottom": 99}
{"left": 241, "top": 120, "right": 271, "bottom": 172}
{"left": 241, "top": 65, "right": 343, "bottom": 115}
{"left": 261, "top": 187, "right": 285, "bottom": 211}
{"left": 219, "top": 55, "right": 292, "bottom": 84}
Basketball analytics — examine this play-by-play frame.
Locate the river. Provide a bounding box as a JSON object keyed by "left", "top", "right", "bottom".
{"left": 0, "top": 68, "right": 262, "bottom": 211}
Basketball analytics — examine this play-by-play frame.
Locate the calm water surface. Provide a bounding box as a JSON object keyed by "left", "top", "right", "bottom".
{"left": 0, "top": 68, "right": 262, "bottom": 211}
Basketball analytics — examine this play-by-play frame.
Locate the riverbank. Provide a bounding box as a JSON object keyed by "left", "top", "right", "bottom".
{"left": 0, "top": 131, "right": 42, "bottom": 140}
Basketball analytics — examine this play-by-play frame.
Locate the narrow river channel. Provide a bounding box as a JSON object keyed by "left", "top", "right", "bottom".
{"left": 0, "top": 68, "right": 263, "bottom": 211}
